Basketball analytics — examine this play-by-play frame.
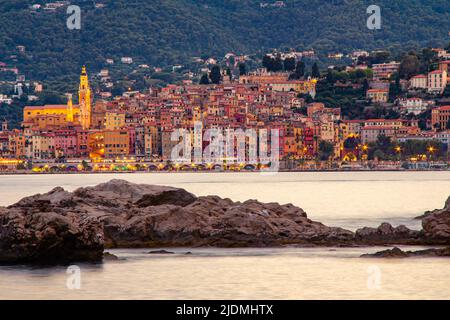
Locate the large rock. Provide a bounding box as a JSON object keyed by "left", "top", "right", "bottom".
{"left": 0, "top": 187, "right": 104, "bottom": 264}
{"left": 78, "top": 180, "right": 354, "bottom": 247}
{"left": 0, "top": 180, "right": 355, "bottom": 263}
{"left": 1, "top": 180, "right": 447, "bottom": 264}
{"left": 421, "top": 197, "right": 450, "bottom": 243}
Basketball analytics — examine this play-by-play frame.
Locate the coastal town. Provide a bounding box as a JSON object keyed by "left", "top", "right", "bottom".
{"left": 1, "top": 46, "right": 450, "bottom": 173}
{"left": 1, "top": 1, "right": 450, "bottom": 307}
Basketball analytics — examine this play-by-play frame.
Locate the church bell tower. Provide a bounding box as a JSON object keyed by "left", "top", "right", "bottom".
{"left": 79, "top": 66, "right": 92, "bottom": 130}
{"left": 66, "top": 93, "right": 74, "bottom": 122}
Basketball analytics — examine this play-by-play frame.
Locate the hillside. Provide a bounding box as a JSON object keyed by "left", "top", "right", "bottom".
{"left": 0, "top": 0, "right": 449, "bottom": 82}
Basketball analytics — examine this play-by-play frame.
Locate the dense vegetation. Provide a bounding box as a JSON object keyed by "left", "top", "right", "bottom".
{"left": 366, "top": 135, "right": 447, "bottom": 161}
{"left": 0, "top": 0, "right": 449, "bottom": 84}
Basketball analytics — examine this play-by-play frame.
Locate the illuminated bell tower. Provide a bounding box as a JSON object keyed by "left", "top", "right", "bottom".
{"left": 66, "top": 93, "right": 74, "bottom": 122}
{"left": 79, "top": 66, "right": 92, "bottom": 129}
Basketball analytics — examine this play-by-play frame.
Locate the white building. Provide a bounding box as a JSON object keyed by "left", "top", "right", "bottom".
{"left": 0, "top": 94, "right": 12, "bottom": 105}
{"left": 428, "top": 70, "right": 447, "bottom": 94}
{"left": 121, "top": 57, "right": 133, "bottom": 64}
{"left": 409, "top": 74, "right": 427, "bottom": 89}
{"left": 398, "top": 98, "right": 428, "bottom": 115}
{"left": 372, "top": 61, "right": 400, "bottom": 80}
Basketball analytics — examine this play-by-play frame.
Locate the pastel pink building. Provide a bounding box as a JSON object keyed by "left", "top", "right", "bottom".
{"left": 54, "top": 129, "right": 77, "bottom": 158}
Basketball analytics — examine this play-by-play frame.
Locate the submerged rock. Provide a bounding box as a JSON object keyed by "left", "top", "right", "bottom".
{"left": 355, "top": 223, "right": 422, "bottom": 245}
{"left": 361, "top": 246, "right": 450, "bottom": 258}
{"left": 148, "top": 250, "right": 174, "bottom": 254}
{"left": 103, "top": 252, "right": 119, "bottom": 260}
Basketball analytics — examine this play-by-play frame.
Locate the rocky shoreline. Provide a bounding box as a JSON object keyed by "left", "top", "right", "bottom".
{"left": 0, "top": 179, "right": 449, "bottom": 264}
{"left": 361, "top": 246, "right": 450, "bottom": 258}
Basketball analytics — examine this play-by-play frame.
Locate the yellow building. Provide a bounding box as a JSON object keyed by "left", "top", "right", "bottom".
{"left": 23, "top": 66, "right": 92, "bottom": 129}
{"left": 366, "top": 89, "right": 389, "bottom": 103}
{"left": 79, "top": 66, "right": 92, "bottom": 130}
{"left": 266, "top": 80, "right": 317, "bottom": 94}
{"left": 104, "top": 111, "right": 126, "bottom": 130}
{"left": 30, "top": 133, "right": 55, "bottom": 159}
{"left": 23, "top": 105, "right": 81, "bottom": 128}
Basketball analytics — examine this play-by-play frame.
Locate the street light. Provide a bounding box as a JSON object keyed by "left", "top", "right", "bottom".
{"left": 428, "top": 146, "right": 436, "bottom": 162}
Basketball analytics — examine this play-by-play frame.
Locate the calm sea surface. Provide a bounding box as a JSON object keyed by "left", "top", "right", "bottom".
{"left": 0, "top": 172, "right": 449, "bottom": 299}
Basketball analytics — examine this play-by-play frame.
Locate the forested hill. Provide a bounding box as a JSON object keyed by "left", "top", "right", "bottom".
{"left": 0, "top": 0, "right": 449, "bottom": 81}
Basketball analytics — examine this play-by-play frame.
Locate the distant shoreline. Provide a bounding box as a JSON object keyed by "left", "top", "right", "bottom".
{"left": 1, "top": 168, "right": 449, "bottom": 175}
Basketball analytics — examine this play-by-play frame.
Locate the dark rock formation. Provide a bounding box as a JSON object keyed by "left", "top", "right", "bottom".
{"left": 355, "top": 223, "right": 422, "bottom": 245}
{"left": 362, "top": 246, "right": 450, "bottom": 258}
{"left": 1, "top": 179, "right": 449, "bottom": 264}
{"left": 148, "top": 250, "right": 174, "bottom": 254}
{"left": 0, "top": 188, "right": 104, "bottom": 264}
{"left": 103, "top": 252, "right": 119, "bottom": 260}
{"left": 0, "top": 179, "right": 355, "bottom": 263}
{"left": 421, "top": 197, "right": 450, "bottom": 243}
{"left": 356, "top": 197, "right": 450, "bottom": 246}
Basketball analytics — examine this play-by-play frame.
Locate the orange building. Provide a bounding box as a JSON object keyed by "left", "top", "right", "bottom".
{"left": 8, "top": 129, "right": 26, "bottom": 158}
{"left": 104, "top": 130, "right": 130, "bottom": 158}
{"left": 431, "top": 106, "right": 450, "bottom": 130}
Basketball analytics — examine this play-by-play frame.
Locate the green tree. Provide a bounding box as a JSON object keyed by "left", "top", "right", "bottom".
{"left": 283, "top": 57, "right": 296, "bottom": 71}
{"left": 199, "top": 73, "right": 210, "bottom": 85}
{"left": 312, "top": 62, "right": 320, "bottom": 78}
{"left": 399, "top": 54, "right": 420, "bottom": 79}
{"left": 238, "top": 63, "right": 247, "bottom": 75}
{"left": 362, "top": 78, "right": 369, "bottom": 92}
{"left": 443, "top": 85, "right": 450, "bottom": 98}
{"left": 273, "top": 55, "right": 283, "bottom": 72}
{"left": 445, "top": 42, "right": 450, "bottom": 51}
{"left": 373, "top": 149, "right": 386, "bottom": 161}
{"left": 376, "top": 135, "right": 393, "bottom": 153}
{"left": 318, "top": 140, "right": 334, "bottom": 160}
{"left": 81, "top": 160, "right": 89, "bottom": 171}
{"left": 38, "top": 91, "right": 65, "bottom": 105}
{"left": 389, "top": 73, "right": 401, "bottom": 101}
{"left": 262, "top": 55, "right": 274, "bottom": 71}
{"left": 326, "top": 69, "right": 335, "bottom": 83}
{"left": 290, "top": 61, "right": 305, "bottom": 79}
{"left": 209, "top": 65, "right": 221, "bottom": 84}
{"left": 421, "top": 48, "right": 437, "bottom": 73}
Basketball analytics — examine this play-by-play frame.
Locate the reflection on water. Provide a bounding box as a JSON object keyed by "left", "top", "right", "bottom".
{"left": 1, "top": 247, "right": 449, "bottom": 300}
{"left": 0, "top": 172, "right": 449, "bottom": 299}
